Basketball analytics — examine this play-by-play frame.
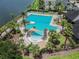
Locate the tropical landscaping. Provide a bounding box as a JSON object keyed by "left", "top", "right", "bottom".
{"left": 0, "top": 0, "right": 79, "bottom": 59}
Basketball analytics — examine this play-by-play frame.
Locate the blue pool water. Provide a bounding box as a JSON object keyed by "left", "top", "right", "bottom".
{"left": 25, "top": 14, "right": 58, "bottom": 40}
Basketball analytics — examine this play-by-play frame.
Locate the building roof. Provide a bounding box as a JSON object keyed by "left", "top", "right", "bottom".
{"left": 65, "top": 10, "right": 79, "bottom": 39}
{"left": 73, "top": 20, "right": 79, "bottom": 39}
{"left": 65, "top": 10, "right": 79, "bottom": 22}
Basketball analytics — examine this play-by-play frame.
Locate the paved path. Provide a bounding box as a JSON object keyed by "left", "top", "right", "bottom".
{"left": 42, "top": 48, "right": 79, "bottom": 59}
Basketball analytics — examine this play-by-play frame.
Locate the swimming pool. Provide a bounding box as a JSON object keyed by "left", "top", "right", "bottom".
{"left": 25, "top": 14, "right": 59, "bottom": 41}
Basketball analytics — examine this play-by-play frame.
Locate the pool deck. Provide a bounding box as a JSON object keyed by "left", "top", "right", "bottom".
{"left": 23, "top": 32, "right": 47, "bottom": 49}
{"left": 18, "top": 12, "right": 62, "bottom": 48}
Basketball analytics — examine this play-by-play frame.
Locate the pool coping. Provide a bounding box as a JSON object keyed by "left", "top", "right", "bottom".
{"left": 27, "top": 12, "right": 53, "bottom": 16}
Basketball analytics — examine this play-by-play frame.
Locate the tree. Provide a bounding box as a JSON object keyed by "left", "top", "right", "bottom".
{"left": 6, "top": 21, "right": 18, "bottom": 29}
{"left": 21, "top": 12, "right": 30, "bottom": 32}
{"left": 39, "top": 0, "right": 45, "bottom": 10}
{"left": 61, "top": 19, "right": 76, "bottom": 49}
{"left": 54, "top": 2, "right": 65, "bottom": 14}
{"left": 46, "top": 42, "right": 54, "bottom": 54}
{"left": 5, "top": 21, "right": 20, "bottom": 34}
{"left": 48, "top": 31, "right": 60, "bottom": 46}
{"left": 48, "top": 1, "right": 52, "bottom": 11}
{"left": 0, "top": 40, "right": 22, "bottom": 59}
{"left": 21, "top": 12, "right": 26, "bottom": 32}
{"left": 18, "top": 38, "right": 25, "bottom": 56}
{"left": 28, "top": 43, "right": 42, "bottom": 59}
{"left": 0, "top": 27, "right": 4, "bottom": 33}
{"left": 47, "top": 31, "right": 60, "bottom": 52}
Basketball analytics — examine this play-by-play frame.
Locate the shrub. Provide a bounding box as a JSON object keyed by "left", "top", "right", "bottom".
{"left": 0, "top": 40, "right": 23, "bottom": 59}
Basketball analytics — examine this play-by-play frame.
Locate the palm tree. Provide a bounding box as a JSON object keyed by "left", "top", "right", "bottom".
{"left": 0, "top": 27, "right": 3, "bottom": 33}
{"left": 46, "top": 42, "right": 54, "bottom": 54}
{"left": 18, "top": 38, "right": 25, "bottom": 57}
{"left": 6, "top": 21, "right": 20, "bottom": 34}
{"left": 21, "top": 12, "right": 26, "bottom": 26}
{"left": 54, "top": 2, "right": 65, "bottom": 14}
{"left": 21, "top": 12, "right": 29, "bottom": 32}
{"left": 28, "top": 43, "right": 42, "bottom": 59}
{"left": 61, "top": 19, "right": 76, "bottom": 49}
{"left": 39, "top": 0, "right": 45, "bottom": 10}
{"left": 48, "top": 31, "right": 60, "bottom": 46}
{"left": 7, "top": 21, "right": 18, "bottom": 29}
{"left": 47, "top": 31, "right": 60, "bottom": 52}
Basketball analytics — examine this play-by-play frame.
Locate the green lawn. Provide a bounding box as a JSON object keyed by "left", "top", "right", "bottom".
{"left": 23, "top": 52, "right": 79, "bottom": 59}
{"left": 48, "top": 52, "right": 79, "bottom": 59}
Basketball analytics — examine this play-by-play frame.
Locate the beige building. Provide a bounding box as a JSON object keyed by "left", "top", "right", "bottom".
{"left": 43, "top": 0, "right": 79, "bottom": 10}
{"left": 69, "top": 0, "right": 79, "bottom": 8}
{"left": 69, "top": 0, "right": 79, "bottom": 3}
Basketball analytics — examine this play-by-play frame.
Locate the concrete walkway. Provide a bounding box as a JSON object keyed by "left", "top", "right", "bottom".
{"left": 42, "top": 48, "right": 79, "bottom": 59}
